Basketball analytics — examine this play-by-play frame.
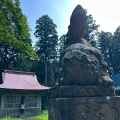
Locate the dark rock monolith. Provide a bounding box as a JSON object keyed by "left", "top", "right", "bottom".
{"left": 49, "top": 4, "right": 120, "bottom": 120}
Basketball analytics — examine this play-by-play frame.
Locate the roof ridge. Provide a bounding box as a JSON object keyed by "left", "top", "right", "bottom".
{"left": 4, "top": 70, "right": 35, "bottom": 75}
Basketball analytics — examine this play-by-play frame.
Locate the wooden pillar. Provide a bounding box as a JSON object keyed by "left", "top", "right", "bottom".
{"left": 37, "top": 95, "right": 41, "bottom": 112}
{"left": 0, "top": 94, "right": 1, "bottom": 109}
{"left": 1, "top": 95, "right": 5, "bottom": 109}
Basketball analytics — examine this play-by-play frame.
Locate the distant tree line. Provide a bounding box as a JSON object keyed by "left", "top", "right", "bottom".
{"left": 99, "top": 27, "right": 120, "bottom": 75}
{"left": 0, "top": 0, "right": 120, "bottom": 87}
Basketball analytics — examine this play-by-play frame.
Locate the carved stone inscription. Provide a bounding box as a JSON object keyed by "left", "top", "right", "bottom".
{"left": 73, "top": 102, "right": 119, "bottom": 120}
{"left": 49, "top": 97, "right": 120, "bottom": 120}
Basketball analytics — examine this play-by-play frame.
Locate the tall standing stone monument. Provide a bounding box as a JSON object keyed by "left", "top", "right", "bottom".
{"left": 49, "top": 5, "right": 120, "bottom": 120}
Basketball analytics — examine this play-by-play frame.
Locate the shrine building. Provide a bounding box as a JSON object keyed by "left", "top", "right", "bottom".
{"left": 0, "top": 70, "right": 50, "bottom": 118}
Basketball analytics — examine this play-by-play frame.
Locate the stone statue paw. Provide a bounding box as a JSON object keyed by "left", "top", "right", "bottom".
{"left": 98, "top": 76, "right": 113, "bottom": 87}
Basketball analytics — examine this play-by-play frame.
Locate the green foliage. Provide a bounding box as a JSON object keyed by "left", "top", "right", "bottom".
{"left": 0, "top": 0, "right": 37, "bottom": 59}
{"left": 85, "top": 11, "right": 100, "bottom": 47}
{"left": 0, "top": 0, "right": 37, "bottom": 74}
{"left": 47, "top": 64, "right": 55, "bottom": 86}
{"left": 34, "top": 15, "right": 58, "bottom": 58}
{"left": 8, "top": 54, "right": 33, "bottom": 71}
{"left": 33, "top": 110, "right": 48, "bottom": 120}
{"left": 1, "top": 110, "right": 48, "bottom": 120}
{"left": 99, "top": 27, "right": 120, "bottom": 75}
{"left": 34, "top": 15, "right": 58, "bottom": 86}
{"left": 32, "top": 59, "right": 45, "bottom": 85}
{"left": 99, "top": 31, "right": 113, "bottom": 74}
{"left": 112, "top": 26, "right": 120, "bottom": 74}
{"left": 58, "top": 34, "right": 66, "bottom": 53}
{"left": 1, "top": 117, "right": 21, "bottom": 120}
{"left": 32, "top": 58, "right": 57, "bottom": 86}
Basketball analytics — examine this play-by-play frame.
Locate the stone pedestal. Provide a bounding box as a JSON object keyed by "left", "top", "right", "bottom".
{"left": 49, "top": 96, "right": 120, "bottom": 120}
{"left": 51, "top": 86, "right": 115, "bottom": 98}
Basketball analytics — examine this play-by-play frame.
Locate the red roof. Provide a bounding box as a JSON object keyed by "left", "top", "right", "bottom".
{"left": 0, "top": 70, "right": 50, "bottom": 90}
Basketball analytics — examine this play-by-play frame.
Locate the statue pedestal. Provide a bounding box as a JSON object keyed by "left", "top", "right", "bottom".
{"left": 49, "top": 96, "right": 120, "bottom": 120}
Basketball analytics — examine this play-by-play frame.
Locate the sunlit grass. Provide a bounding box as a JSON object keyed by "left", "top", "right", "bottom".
{"left": 32, "top": 110, "right": 48, "bottom": 120}
{"left": 1, "top": 110, "right": 48, "bottom": 120}
{"left": 1, "top": 117, "right": 21, "bottom": 120}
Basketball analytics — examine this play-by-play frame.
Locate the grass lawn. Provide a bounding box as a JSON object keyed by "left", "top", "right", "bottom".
{"left": 32, "top": 110, "right": 48, "bottom": 120}
{"left": 1, "top": 110, "right": 48, "bottom": 120}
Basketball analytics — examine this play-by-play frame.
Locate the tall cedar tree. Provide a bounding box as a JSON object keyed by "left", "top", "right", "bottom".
{"left": 85, "top": 11, "right": 100, "bottom": 47}
{"left": 34, "top": 15, "right": 58, "bottom": 86}
{"left": 99, "top": 28, "right": 120, "bottom": 75}
{"left": 112, "top": 26, "right": 120, "bottom": 74}
{"left": 99, "top": 31, "right": 113, "bottom": 75}
{"left": 58, "top": 34, "right": 66, "bottom": 53}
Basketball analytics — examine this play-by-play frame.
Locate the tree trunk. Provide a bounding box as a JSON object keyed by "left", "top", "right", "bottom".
{"left": 45, "top": 55, "right": 47, "bottom": 86}
{"left": 4, "top": 46, "right": 8, "bottom": 68}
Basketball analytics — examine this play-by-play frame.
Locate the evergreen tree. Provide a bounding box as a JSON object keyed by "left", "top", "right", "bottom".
{"left": 32, "top": 58, "right": 45, "bottom": 85}
{"left": 34, "top": 15, "right": 58, "bottom": 86}
{"left": 58, "top": 34, "right": 66, "bottom": 53}
{"left": 112, "top": 26, "right": 120, "bottom": 74}
{"left": 32, "top": 57, "right": 57, "bottom": 86}
{"left": 85, "top": 11, "right": 100, "bottom": 47}
{"left": 8, "top": 55, "right": 33, "bottom": 72}
{"left": 99, "top": 31, "right": 113, "bottom": 74}
{"left": 99, "top": 28, "right": 120, "bottom": 75}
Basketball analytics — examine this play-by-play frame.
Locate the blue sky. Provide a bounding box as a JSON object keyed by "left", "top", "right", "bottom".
{"left": 20, "top": 0, "right": 120, "bottom": 45}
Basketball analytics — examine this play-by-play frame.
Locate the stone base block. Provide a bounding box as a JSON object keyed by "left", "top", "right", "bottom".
{"left": 49, "top": 96, "right": 120, "bottom": 120}
{"left": 51, "top": 86, "right": 115, "bottom": 98}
